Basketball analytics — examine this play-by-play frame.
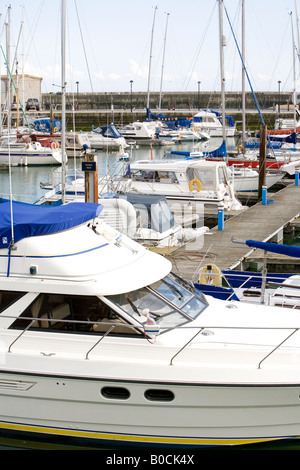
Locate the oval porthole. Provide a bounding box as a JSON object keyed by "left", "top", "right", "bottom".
{"left": 144, "top": 389, "right": 175, "bottom": 402}
{"left": 101, "top": 386, "right": 130, "bottom": 400}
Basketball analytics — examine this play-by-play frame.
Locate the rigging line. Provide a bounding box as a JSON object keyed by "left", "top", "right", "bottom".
{"left": 182, "top": 3, "right": 216, "bottom": 91}
{"left": 223, "top": 3, "right": 265, "bottom": 126}
{"left": 23, "top": 1, "right": 45, "bottom": 66}
{"left": 74, "top": 0, "right": 93, "bottom": 92}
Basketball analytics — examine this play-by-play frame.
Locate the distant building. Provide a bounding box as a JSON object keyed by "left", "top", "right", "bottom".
{"left": 1, "top": 74, "right": 42, "bottom": 108}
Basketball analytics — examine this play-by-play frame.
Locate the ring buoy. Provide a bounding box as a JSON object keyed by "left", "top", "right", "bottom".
{"left": 51, "top": 142, "right": 58, "bottom": 149}
{"left": 199, "top": 263, "right": 221, "bottom": 286}
{"left": 189, "top": 178, "right": 201, "bottom": 192}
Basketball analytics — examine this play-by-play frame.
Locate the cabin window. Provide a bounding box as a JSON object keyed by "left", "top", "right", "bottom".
{"left": 157, "top": 171, "right": 178, "bottom": 183}
{"left": 0, "top": 290, "right": 26, "bottom": 313}
{"left": 9, "top": 294, "right": 142, "bottom": 336}
{"left": 144, "top": 389, "right": 174, "bottom": 402}
{"left": 101, "top": 387, "right": 130, "bottom": 400}
{"left": 108, "top": 273, "right": 207, "bottom": 333}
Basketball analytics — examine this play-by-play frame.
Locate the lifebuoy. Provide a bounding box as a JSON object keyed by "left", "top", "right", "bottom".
{"left": 199, "top": 263, "right": 221, "bottom": 286}
{"left": 51, "top": 142, "right": 58, "bottom": 149}
{"left": 189, "top": 178, "right": 201, "bottom": 192}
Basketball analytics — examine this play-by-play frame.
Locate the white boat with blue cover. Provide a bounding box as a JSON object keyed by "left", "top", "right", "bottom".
{"left": 1, "top": 200, "right": 300, "bottom": 448}
{"left": 87, "top": 124, "right": 128, "bottom": 150}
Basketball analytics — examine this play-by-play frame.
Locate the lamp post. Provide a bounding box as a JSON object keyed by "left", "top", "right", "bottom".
{"left": 278, "top": 80, "right": 281, "bottom": 115}
{"left": 130, "top": 80, "right": 133, "bottom": 112}
{"left": 76, "top": 81, "right": 79, "bottom": 110}
{"left": 198, "top": 81, "right": 201, "bottom": 110}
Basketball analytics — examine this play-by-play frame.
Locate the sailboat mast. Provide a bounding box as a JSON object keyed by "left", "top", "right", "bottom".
{"left": 146, "top": 6, "right": 157, "bottom": 110}
{"left": 61, "top": 0, "right": 66, "bottom": 203}
{"left": 291, "top": 11, "right": 297, "bottom": 134}
{"left": 218, "top": 0, "right": 226, "bottom": 145}
{"left": 242, "top": 0, "right": 246, "bottom": 151}
{"left": 159, "top": 12, "right": 169, "bottom": 110}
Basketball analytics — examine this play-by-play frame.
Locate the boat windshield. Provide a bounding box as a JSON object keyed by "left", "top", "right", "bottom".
{"left": 107, "top": 273, "right": 207, "bottom": 332}
{"left": 186, "top": 167, "right": 216, "bottom": 190}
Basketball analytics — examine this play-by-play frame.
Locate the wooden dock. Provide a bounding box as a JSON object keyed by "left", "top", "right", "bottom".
{"left": 167, "top": 183, "right": 300, "bottom": 282}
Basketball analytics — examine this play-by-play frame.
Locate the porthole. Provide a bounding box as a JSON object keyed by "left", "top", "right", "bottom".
{"left": 144, "top": 389, "right": 175, "bottom": 402}
{"left": 101, "top": 386, "right": 130, "bottom": 400}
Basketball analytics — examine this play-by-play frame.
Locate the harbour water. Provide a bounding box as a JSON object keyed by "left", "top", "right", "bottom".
{"left": 0, "top": 137, "right": 228, "bottom": 204}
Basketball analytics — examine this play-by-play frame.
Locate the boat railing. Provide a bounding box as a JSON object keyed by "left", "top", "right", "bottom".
{"left": 4, "top": 315, "right": 300, "bottom": 370}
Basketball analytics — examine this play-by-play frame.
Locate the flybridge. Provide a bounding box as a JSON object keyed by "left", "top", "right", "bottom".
{"left": 0, "top": 199, "right": 103, "bottom": 248}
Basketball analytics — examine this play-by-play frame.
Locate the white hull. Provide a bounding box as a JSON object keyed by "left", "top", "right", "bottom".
{"left": 232, "top": 173, "right": 283, "bottom": 192}
{"left": 0, "top": 142, "right": 63, "bottom": 166}
{"left": 0, "top": 369, "right": 299, "bottom": 447}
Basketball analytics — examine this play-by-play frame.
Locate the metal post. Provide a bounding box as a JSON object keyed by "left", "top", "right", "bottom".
{"left": 262, "top": 185, "right": 267, "bottom": 205}
{"left": 83, "top": 153, "right": 98, "bottom": 203}
{"left": 218, "top": 206, "right": 224, "bottom": 231}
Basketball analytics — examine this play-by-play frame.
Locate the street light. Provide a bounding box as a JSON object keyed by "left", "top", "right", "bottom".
{"left": 278, "top": 80, "right": 281, "bottom": 115}
{"left": 198, "top": 81, "right": 201, "bottom": 110}
{"left": 76, "top": 81, "right": 79, "bottom": 110}
{"left": 130, "top": 80, "right": 133, "bottom": 112}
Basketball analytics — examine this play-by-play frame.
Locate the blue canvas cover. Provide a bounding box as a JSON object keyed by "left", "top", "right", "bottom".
{"left": 245, "top": 239, "right": 300, "bottom": 259}
{"left": 0, "top": 200, "right": 103, "bottom": 248}
{"left": 33, "top": 118, "right": 62, "bottom": 133}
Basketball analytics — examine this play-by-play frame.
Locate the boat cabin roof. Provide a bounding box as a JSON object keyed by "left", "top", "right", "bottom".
{"left": 130, "top": 159, "right": 226, "bottom": 172}
{"left": 0, "top": 199, "right": 102, "bottom": 249}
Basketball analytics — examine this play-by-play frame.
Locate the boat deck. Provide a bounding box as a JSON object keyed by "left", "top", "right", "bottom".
{"left": 167, "top": 183, "right": 300, "bottom": 281}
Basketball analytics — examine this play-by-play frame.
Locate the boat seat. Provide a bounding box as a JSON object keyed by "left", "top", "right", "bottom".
{"left": 92, "top": 317, "right": 137, "bottom": 335}
{"left": 50, "top": 303, "right": 71, "bottom": 328}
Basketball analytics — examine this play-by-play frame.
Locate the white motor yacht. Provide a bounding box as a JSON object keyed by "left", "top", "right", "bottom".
{"left": 191, "top": 109, "right": 237, "bottom": 137}
{"left": 120, "top": 158, "right": 245, "bottom": 213}
{"left": 0, "top": 200, "right": 300, "bottom": 448}
{"left": 87, "top": 124, "right": 128, "bottom": 150}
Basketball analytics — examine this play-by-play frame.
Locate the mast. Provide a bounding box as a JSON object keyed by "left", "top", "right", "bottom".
{"left": 146, "top": 6, "right": 157, "bottom": 111}
{"left": 159, "top": 12, "right": 169, "bottom": 110}
{"left": 218, "top": 0, "right": 226, "bottom": 149}
{"left": 242, "top": 0, "right": 246, "bottom": 152}
{"left": 291, "top": 11, "right": 297, "bottom": 134}
{"left": 61, "top": 0, "right": 66, "bottom": 203}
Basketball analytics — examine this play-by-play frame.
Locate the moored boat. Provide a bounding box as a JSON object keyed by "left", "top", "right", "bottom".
{"left": 0, "top": 200, "right": 300, "bottom": 448}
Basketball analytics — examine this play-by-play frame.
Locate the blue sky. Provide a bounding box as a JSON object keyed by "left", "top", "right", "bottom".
{"left": 0, "top": 0, "right": 298, "bottom": 95}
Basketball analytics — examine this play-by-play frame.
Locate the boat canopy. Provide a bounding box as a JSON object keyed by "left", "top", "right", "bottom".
{"left": 192, "top": 109, "right": 235, "bottom": 127}
{"left": 245, "top": 239, "right": 300, "bottom": 259}
{"left": 116, "top": 193, "right": 176, "bottom": 232}
{"left": 93, "top": 124, "right": 123, "bottom": 139}
{"left": 146, "top": 108, "right": 191, "bottom": 128}
{"left": 32, "top": 118, "right": 62, "bottom": 133}
{"left": 0, "top": 199, "right": 103, "bottom": 248}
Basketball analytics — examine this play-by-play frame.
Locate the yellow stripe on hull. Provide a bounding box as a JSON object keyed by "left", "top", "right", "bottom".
{"left": 0, "top": 421, "right": 291, "bottom": 447}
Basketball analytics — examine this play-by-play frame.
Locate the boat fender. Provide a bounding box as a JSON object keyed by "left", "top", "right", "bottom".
{"left": 237, "top": 145, "right": 243, "bottom": 153}
{"left": 199, "top": 263, "right": 221, "bottom": 286}
{"left": 189, "top": 179, "right": 201, "bottom": 192}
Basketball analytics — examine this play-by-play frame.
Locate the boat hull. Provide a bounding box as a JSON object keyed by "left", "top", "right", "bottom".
{"left": 0, "top": 152, "right": 62, "bottom": 166}
{"left": 0, "top": 371, "right": 299, "bottom": 448}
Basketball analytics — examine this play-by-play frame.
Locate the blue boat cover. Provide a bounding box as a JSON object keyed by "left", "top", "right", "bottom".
{"left": 245, "top": 239, "right": 300, "bottom": 258}
{"left": 33, "top": 118, "right": 62, "bottom": 133}
{"left": 0, "top": 199, "right": 103, "bottom": 248}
